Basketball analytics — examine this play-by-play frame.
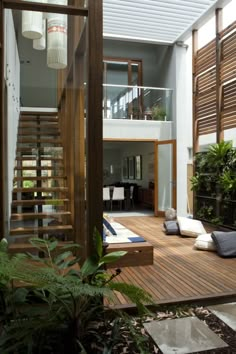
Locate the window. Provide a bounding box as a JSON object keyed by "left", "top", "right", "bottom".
{"left": 103, "top": 58, "right": 143, "bottom": 119}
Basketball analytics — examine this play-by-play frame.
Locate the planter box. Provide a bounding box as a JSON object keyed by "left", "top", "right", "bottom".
{"left": 106, "top": 242, "right": 153, "bottom": 268}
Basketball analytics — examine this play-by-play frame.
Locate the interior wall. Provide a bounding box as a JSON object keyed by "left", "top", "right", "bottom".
{"left": 5, "top": 10, "right": 21, "bottom": 224}
{"left": 103, "top": 148, "right": 122, "bottom": 185}
{"left": 103, "top": 141, "right": 154, "bottom": 188}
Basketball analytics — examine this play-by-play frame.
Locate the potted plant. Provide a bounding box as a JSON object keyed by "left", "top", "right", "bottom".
{"left": 151, "top": 105, "right": 166, "bottom": 121}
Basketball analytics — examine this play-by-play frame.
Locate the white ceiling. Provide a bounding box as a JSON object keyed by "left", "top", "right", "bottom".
{"left": 103, "top": 0, "right": 230, "bottom": 44}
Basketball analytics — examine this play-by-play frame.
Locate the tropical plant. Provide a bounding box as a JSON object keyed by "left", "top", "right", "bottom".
{"left": 0, "top": 233, "right": 152, "bottom": 354}
{"left": 190, "top": 173, "right": 200, "bottom": 191}
{"left": 219, "top": 170, "right": 236, "bottom": 195}
{"left": 206, "top": 141, "right": 233, "bottom": 172}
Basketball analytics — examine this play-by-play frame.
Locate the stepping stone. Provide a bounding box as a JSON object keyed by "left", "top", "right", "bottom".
{"left": 208, "top": 302, "right": 236, "bottom": 331}
{"left": 144, "top": 316, "right": 227, "bottom": 354}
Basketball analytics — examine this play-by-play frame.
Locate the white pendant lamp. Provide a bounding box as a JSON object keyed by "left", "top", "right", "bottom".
{"left": 22, "top": 0, "right": 43, "bottom": 39}
{"left": 33, "top": 20, "right": 46, "bottom": 50}
{"left": 47, "top": 0, "right": 68, "bottom": 70}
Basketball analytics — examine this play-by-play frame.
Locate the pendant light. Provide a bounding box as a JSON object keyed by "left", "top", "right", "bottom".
{"left": 22, "top": 0, "right": 43, "bottom": 39}
{"left": 33, "top": 19, "right": 46, "bottom": 50}
{"left": 47, "top": 0, "right": 68, "bottom": 69}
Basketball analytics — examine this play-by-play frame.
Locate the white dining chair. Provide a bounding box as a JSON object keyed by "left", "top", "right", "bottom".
{"left": 103, "top": 187, "right": 111, "bottom": 209}
{"left": 111, "top": 187, "right": 125, "bottom": 210}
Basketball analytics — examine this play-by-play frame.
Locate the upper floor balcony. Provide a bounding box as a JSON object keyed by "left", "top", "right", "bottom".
{"left": 103, "top": 84, "right": 173, "bottom": 121}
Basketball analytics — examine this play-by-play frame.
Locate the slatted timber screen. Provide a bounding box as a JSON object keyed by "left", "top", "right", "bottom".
{"left": 221, "top": 20, "right": 236, "bottom": 130}
{"left": 195, "top": 39, "right": 216, "bottom": 136}
{"left": 194, "top": 20, "right": 236, "bottom": 137}
{"left": 194, "top": 21, "right": 236, "bottom": 136}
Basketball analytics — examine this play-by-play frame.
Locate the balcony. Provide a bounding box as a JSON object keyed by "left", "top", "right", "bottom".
{"left": 103, "top": 84, "right": 173, "bottom": 121}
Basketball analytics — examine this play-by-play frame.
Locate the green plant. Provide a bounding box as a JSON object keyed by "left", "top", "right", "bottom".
{"left": 207, "top": 141, "right": 233, "bottom": 173}
{"left": 219, "top": 170, "right": 236, "bottom": 195}
{"left": 151, "top": 105, "right": 166, "bottom": 121}
{"left": 0, "top": 233, "right": 152, "bottom": 354}
{"left": 196, "top": 205, "right": 214, "bottom": 220}
{"left": 23, "top": 180, "right": 35, "bottom": 188}
{"left": 190, "top": 173, "right": 200, "bottom": 191}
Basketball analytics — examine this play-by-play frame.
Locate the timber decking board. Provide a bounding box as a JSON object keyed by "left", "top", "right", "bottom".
{"left": 107, "top": 216, "right": 236, "bottom": 307}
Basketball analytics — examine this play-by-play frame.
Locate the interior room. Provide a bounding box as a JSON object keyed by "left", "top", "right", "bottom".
{"left": 103, "top": 140, "right": 155, "bottom": 213}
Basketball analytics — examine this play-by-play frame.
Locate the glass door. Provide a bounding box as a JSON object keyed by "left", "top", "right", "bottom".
{"left": 154, "top": 140, "right": 176, "bottom": 216}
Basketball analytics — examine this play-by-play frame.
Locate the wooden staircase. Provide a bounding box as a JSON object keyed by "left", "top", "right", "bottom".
{"left": 9, "top": 112, "right": 73, "bottom": 249}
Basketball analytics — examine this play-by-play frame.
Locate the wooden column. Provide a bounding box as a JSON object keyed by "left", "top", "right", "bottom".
{"left": 215, "top": 8, "right": 223, "bottom": 143}
{"left": 192, "top": 29, "right": 198, "bottom": 219}
{"left": 192, "top": 30, "right": 199, "bottom": 155}
{"left": 86, "top": 0, "right": 103, "bottom": 257}
{"left": 0, "top": 2, "right": 6, "bottom": 239}
{"left": 73, "top": 51, "right": 86, "bottom": 255}
{"left": 65, "top": 78, "right": 75, "bottom": 229}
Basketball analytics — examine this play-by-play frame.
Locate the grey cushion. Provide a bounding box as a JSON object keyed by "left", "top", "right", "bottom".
{"left": 163, "top": 221, "right": 180, "bottom": 235}
{"left": 211, "top": 231, "right": 236, "bottom": 257}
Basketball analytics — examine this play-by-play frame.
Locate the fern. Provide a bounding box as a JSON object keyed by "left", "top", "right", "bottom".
{"left": 0, "top": 237, "right": 153, "bottom": 353}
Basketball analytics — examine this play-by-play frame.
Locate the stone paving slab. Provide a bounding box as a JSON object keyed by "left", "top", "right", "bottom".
{"left": 208, "top": 302, "right": 236, "bottom": 331}
{"left": 144, "top": 316, "right": 227, "bottom": 354}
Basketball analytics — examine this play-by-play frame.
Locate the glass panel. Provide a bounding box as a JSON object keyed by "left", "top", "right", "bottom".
{"left": 157, "top": 144, "right": 173, "bottom": 212}
{"left": 104, "top": 61, "right": 129, "bottom": 86}
{"left": 103, "top": 84, "right": 173, "bottom": 120}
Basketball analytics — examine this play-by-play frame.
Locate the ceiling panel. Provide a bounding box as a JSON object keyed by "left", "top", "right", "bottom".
{"left": 103, "top": 0, "right": 222, "bottom": 44}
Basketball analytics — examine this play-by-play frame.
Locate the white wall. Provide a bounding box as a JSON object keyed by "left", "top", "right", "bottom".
{"left": 103, "top": 148, "right": 122, "bottom": 185}
{"left": 5, "top": 10, "right": 20, "bottom": 228}
{"left": 120, "top": 142, "right": 154, "bottom": 188}
{"left": 103, "top": 119, "right": 172, "bottom": 140}
{"left": 157, "top": 42, "right": 192, "bottom": 216}
{"left": 103, "top": 142, "right": 154, "bottom": 188}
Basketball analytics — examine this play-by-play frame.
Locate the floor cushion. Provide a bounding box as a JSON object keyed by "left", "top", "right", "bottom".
{"left": 211, "top": 231, "right": 236, "bottom": 257}
{"left": 194, "top": 233, "right": 216, "bottom": 251}
{"left": 163, "top": 220, "right": 180, "bottom": 235}
{"left": 177, "top": 216, "right": 206, "bottom": 238}
{"left": 110, "top": 222, "right": 126, "bottom": 230}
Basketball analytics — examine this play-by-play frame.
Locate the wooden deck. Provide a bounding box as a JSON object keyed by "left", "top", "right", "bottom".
{"left": 107, "top": 216, "right": 236, "bottom": 307}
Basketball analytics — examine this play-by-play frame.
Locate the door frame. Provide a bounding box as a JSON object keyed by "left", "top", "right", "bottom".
{"left": 154, "top": 139, "right": 177, "bottom": 216}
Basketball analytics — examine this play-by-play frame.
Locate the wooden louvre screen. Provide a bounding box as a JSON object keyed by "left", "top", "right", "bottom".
{"left": 221, "top": 21, "right": 236, "bottom": 131}
{"left": 195, "top": 40, "right": 216, "bottom": 136}
{"left": 194, "top": 20, "right": 236, "bottom": 138}
{"left": 222, "top": 81, "right": 236, "bottom": 130}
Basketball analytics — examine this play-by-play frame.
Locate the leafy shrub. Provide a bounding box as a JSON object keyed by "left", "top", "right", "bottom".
{"left": 0, "top": 233, "right": 152, "bottom": 354}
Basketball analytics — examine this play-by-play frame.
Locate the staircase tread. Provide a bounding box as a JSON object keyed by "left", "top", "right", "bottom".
{"left": 13, "top": 187, "right": 68, "bottom": 192}
{"left": 20, "top": 116, "right": 58, "bottom": 121}
{"left": 14, "top": 166, "right": 64, "bottom": 170}
{"left": 12, "top": 199, "right": 69, "bottom": 206}
{"left": 15, "top": 157, "right": 63, "bottom": 161}
{"left": 11, "top": 211, "right": 71, "bottom": 220}
{"left": 17, "top": 147, "right": 63, "bottom": 152}
{"left": 19, "top": 123, "right": 58, "bottom": 128}
{"left": 18, "top": 138, "right": 62, "bottom": 142}
{"left": 8, "top": 241, "right": 74, "bottom": 252}
{"left": 10, "top": 225, "right": 73, "bottom": 235}
{"left": 18, "top": 132, "right": 60, "bottom": 136}
{"left": 14, "top": 176, "right": 67, "bottom": 181}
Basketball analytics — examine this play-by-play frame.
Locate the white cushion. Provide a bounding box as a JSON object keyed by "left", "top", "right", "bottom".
{"left": 105, "top": 236, "right": 131, "bottom": 244}
{"left": 110, "top": 222, "right": 126, "bottom": 230}
{"left": 115, "top": 229, "right": 137, "bottom": 237}
{"left": 194, "top": 233, "right": 216, "bottom": 251}
{"left": 177, "top": 216, "right": 206, "bottom": 238}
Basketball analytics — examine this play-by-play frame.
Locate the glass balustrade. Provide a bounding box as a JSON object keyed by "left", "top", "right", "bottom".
{"left": 103, "top": 84, "right": 173, "bottom": 121}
